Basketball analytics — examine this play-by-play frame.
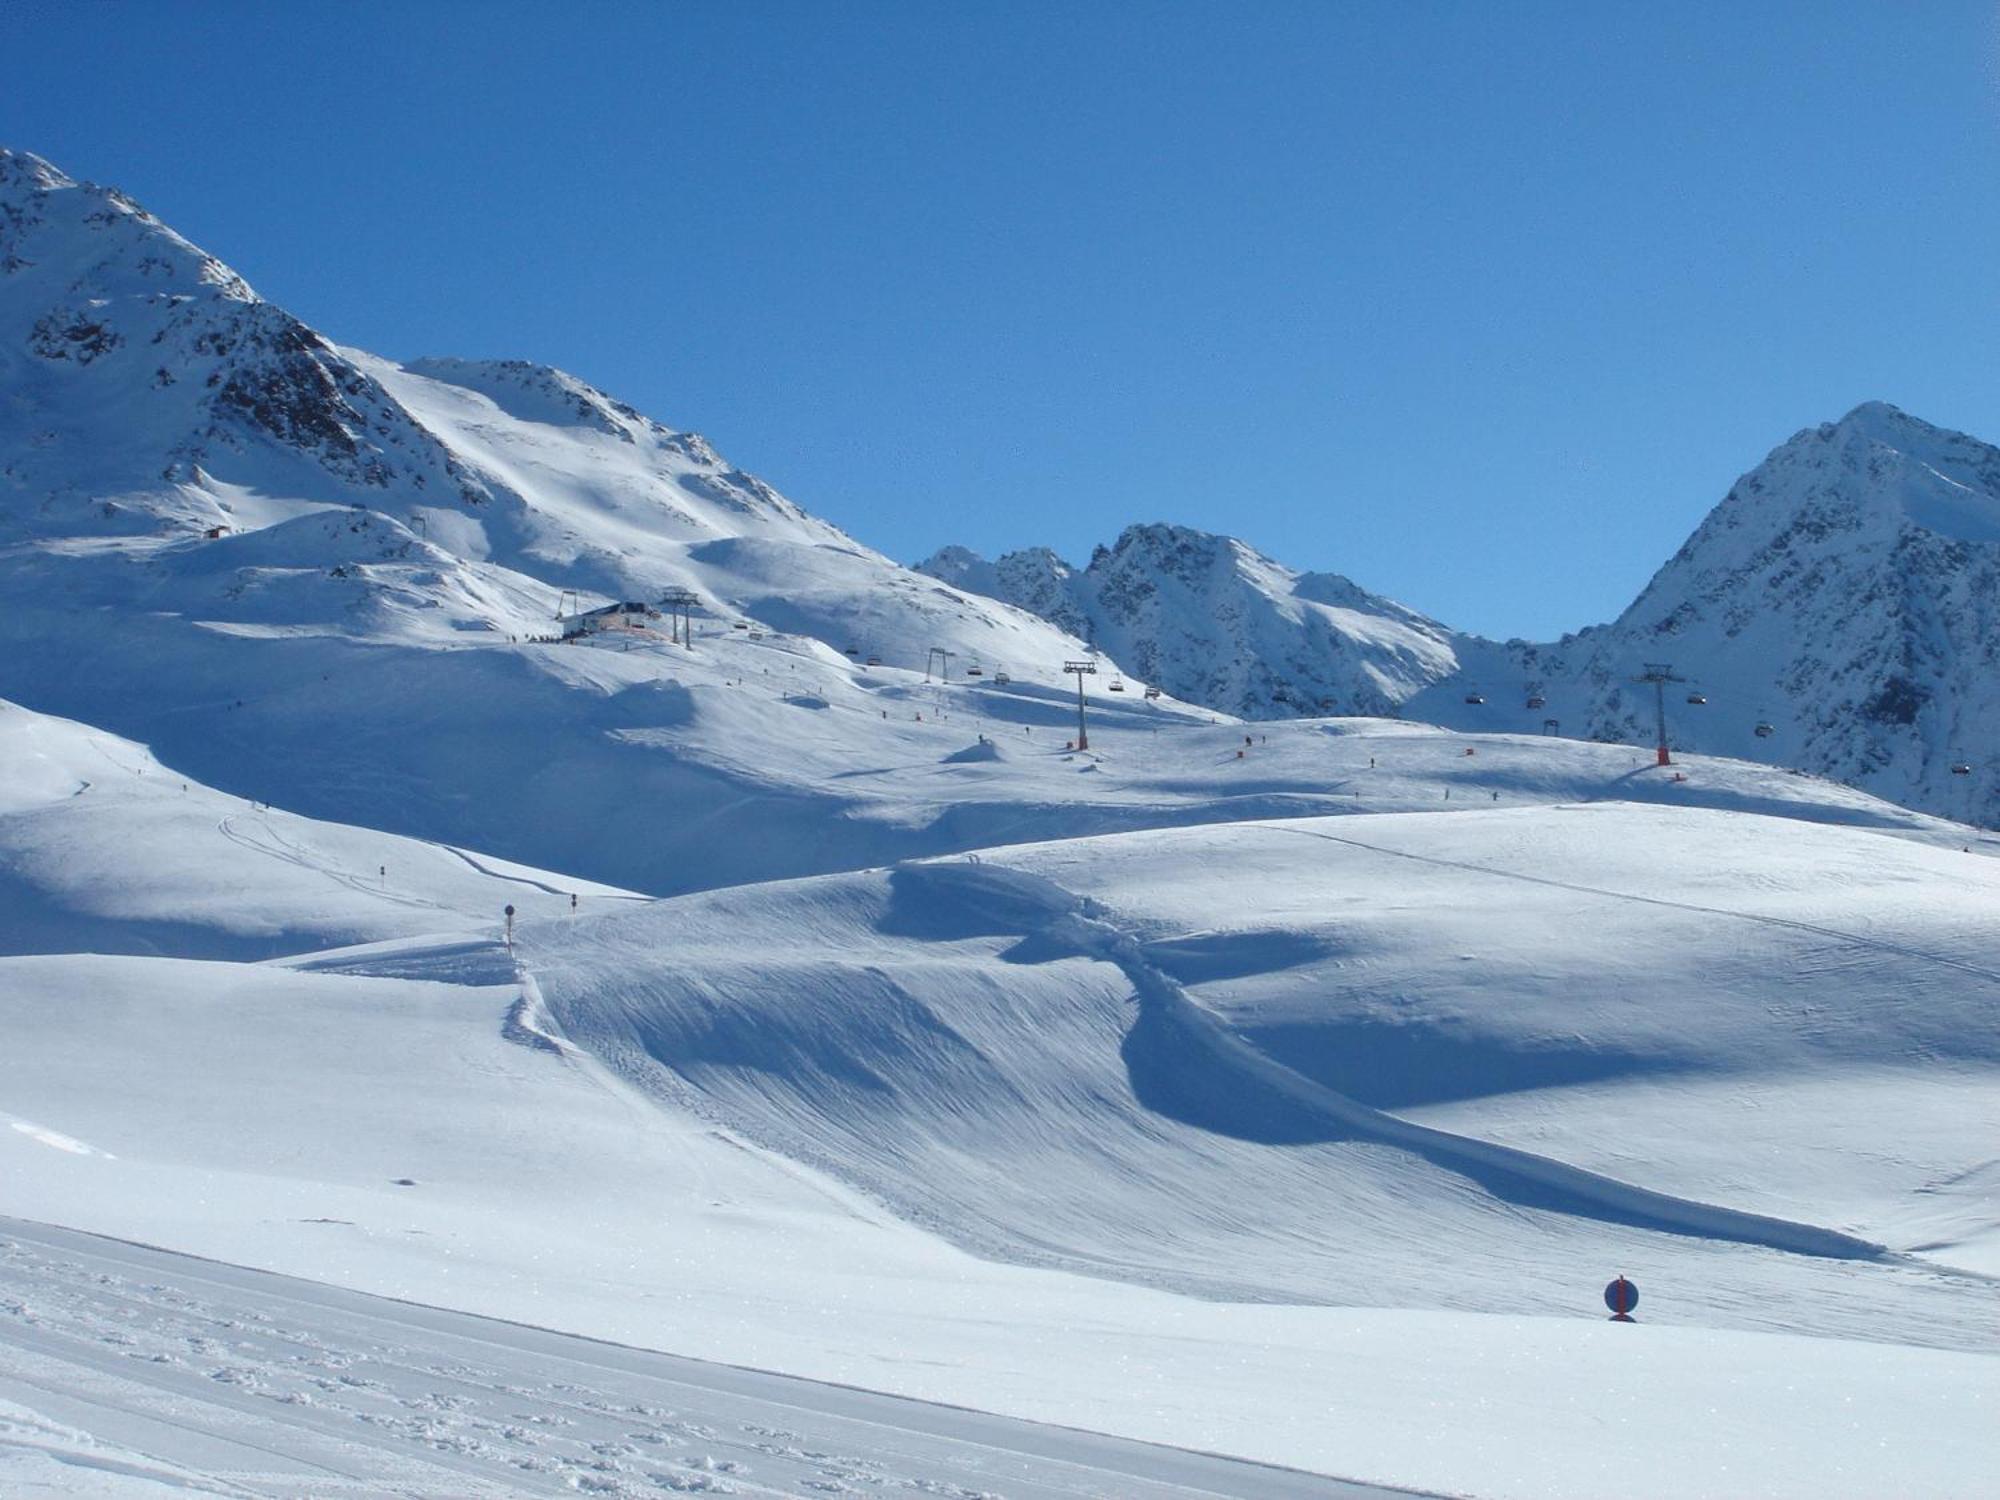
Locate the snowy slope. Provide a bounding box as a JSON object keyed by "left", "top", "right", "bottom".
{"left": 0, "top": 699, "right": 638, "bottom": 958}
{"left": 3, "top": 776, "right": 1996, "bottom": 1496}
{"left": 0, "top": 145, "right": 1146, "bottom": 882}
{"left": 0, "top": 1219, "right": 1398, "bottom": 1500}
{"left": 529, "top": 805, "right": 2000, "bottom": 1325}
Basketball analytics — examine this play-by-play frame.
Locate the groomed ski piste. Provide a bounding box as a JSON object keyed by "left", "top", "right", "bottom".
{"left": 4, "top": 686, "right": 1998, "bottom": 1499}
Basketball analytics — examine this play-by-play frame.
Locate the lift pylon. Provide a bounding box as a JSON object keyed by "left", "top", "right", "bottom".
{"left": 1630, "top": 663, "right": 1686, "bottom": 767}
{"left": 1062, "top": 659, "right": 1098, "bottom": 750}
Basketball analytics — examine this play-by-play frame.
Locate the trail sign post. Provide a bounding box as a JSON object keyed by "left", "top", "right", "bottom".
{"left": 1604, "top": 1275, "right": 1639, "bottom": 1322}
{"left": 504, "top": 903, "right": 516, "bottom": 951}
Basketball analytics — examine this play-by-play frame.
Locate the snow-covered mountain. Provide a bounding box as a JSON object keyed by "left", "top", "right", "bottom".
{"left": 15, "top": 143, "right": 1997, "bottom": 835}
{"left": 0, "top": 146, "right": 1175, "bottom": 887}
{"left": 0, "top": 145, "right": 1085, "bottom": 653}
{"left": 920, "top": 524, "right": 1461, "bottom": 716}
{"left": 925, "top": 405, "right": 2000, "bottom": 825}
{"left": 1416, "top": 403, "right": 2000, "bottom": 823}
{"left": 7, "top": 145, "right": 2000, "bottom": 1500}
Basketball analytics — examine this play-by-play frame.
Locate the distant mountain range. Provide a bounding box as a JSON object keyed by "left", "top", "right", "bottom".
{"left": 922, "top": 401, "right": 2000, "bottom": 824}
{"left": 5, "top": 141, "right": 1997, "bottom": 836}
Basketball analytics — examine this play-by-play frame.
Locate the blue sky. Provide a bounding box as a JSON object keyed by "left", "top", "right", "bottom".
{"left": 9, "top": 1, "right": 1997, "bottom": 637}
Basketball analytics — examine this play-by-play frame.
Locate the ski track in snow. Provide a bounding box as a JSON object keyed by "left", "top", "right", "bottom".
{"left": 0, "top": 1219, "right": 1411, "bottom": 1500}
{"left": 437, "top": 843, "right": 648, "bottom": 902}
{"left": 214, "top": 816, "right": 455, "bottom": 915}
{"left": 1260, "top": 820, "right": 2000, "bottom": 985}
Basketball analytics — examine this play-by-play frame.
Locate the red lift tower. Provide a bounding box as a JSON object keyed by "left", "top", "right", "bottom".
{"left": 1632, "top": 662, "right": 1686, "bottom": 767}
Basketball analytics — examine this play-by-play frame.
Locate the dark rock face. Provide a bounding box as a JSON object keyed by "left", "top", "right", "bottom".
{"left": 1863, "top": 676, "right": 1927, "bottom": 727}
{"left": 30, "top": 311, "right": 122, "bottom": 363}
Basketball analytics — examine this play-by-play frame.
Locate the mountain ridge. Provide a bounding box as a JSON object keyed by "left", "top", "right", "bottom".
{"left": 7, "top": 140, "right": 1996, "bottom": 838}
{"left": 922, "top": 400, "right": 2000, "bottom": 824}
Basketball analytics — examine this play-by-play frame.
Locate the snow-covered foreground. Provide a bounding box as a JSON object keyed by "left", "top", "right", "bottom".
{"left": 3, "top": 754, "right": 1996, "bottom": 1494}
{"left": 1, "top": 1219, "right": 1408, "bottom": 1500}
{"left": 7, "top": 1007, "right": 1996, "bottom": 1500}
{"left": 532, "top": 804, "right": 2000, "bottom": 1325}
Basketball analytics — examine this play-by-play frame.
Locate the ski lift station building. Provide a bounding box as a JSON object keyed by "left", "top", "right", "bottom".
{"left": 559, "top": 601, "right": 661, "bottom": 640}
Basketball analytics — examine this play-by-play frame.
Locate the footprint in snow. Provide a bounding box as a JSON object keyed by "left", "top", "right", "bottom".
{"left": 681, "top": 1455, "right": 745, "bottom": 1474}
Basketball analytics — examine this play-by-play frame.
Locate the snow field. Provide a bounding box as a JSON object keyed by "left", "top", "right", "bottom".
{"left": 3, "top": 942, "right": 1996, "bottom": 1499}
{"left": 6, "top": 143, "right": 2000, "bottom": 1500}
{"left": 526, "top": 811, "right": 1997, "bottom": 1341}
{"left": 4, "top": 1218, "right": 1418, "bottom": 1500}
{"left": 3, "top": 694, "right": 1996, "bottom": 1495}
{"left": 0, "top": 700, "right": 640, "bottom": 959}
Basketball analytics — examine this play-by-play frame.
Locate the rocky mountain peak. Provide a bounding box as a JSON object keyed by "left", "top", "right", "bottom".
{"left": 1638, "top": 401, "right": 2000, "bottom": 608}
{"left": 0, "top": 144, "right": 255, "bottom": 302}
{"left": 917, "top": 521, "right": 1458, "bottom": 715}
{"left": 0, "top": 146, "right": 1100, "bottom": 719}
{"left": 0, "top": 146, "right": 73, "bottom": 195}
{"left": 0, "top": 146, "right": 853, "bottom": 558}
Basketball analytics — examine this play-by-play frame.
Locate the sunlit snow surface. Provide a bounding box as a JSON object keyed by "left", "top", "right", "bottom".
{"left": 2, "top": 148, "right": 1998, "bottom": 1498}
{"left": 3, "top": 695, "right": 1998, "bottom": 1498}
